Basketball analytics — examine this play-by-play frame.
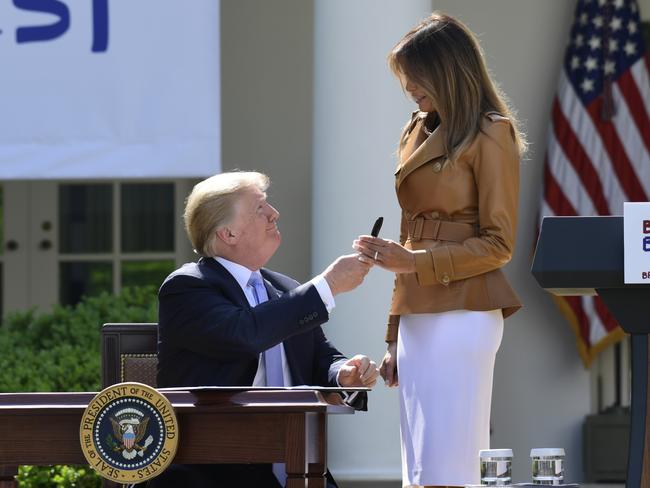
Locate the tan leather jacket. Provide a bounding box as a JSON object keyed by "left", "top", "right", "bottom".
{"left": 385, "top": 111, "right": 522, "bottom": 342}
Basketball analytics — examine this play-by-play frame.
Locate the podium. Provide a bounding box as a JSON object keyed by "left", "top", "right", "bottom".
{"left": 0, "top": 388, "right": 353, "bottom": 487}
{"left": 532, "top": 216, "right": 650, "bottom": 487}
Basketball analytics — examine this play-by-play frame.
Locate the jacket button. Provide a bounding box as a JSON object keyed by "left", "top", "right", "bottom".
{"left": 432, "top": 162, "right": 442, "bottom": 173}
{"left": 441, "top": 274, "right": 450, "bottom": 285}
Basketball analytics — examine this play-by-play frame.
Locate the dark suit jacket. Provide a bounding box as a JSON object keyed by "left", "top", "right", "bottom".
{"left": 157, "top": 257, "right": 348, "bottom": 388}
{"left": 154, "top": 257, "right": 359, "bottom": 487}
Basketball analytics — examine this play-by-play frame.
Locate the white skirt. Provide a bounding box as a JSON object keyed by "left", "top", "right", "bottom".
{"left": 397, "top": 309, "right": 504, "bottom": 487}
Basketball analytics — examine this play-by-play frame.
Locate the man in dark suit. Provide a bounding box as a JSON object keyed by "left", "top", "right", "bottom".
{"left": 152, "top": 171, "right": 379, "bottom": 488}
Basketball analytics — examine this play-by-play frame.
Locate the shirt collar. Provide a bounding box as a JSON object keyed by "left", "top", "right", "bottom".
{"left": 214, "top": 256, "right": 258, "bottom": 292}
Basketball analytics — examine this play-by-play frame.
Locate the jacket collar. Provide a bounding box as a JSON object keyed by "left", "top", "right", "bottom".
{"left": 214, "top": 256, "right": 255, "bottom": 291}
{"left": 199, "top": 256, "right": 282, "bottom": 304}
{"left": 199, "top": 257, "right": 249, "bottom": 306}
{"left": 395, "top": 118, "right": 446, "bottom": 191}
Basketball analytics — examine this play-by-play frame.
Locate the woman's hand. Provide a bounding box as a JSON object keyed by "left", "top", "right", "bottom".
{"left": 353, "top": 236, "right": 416, "bottom": 274}
{"left": 379, "top": 341, "right": 398, "bottom": 387}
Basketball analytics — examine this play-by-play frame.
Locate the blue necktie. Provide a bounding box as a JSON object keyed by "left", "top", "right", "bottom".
{"left": 248, "top": 272, "right": 286, "bottom": 486}
{"left": 248, "top": 272, "right": 284, "bottom": 387}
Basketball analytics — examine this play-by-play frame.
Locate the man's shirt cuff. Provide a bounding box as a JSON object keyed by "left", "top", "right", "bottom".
{"left": 310, "top": 274, "right": 335, "bottom": 313}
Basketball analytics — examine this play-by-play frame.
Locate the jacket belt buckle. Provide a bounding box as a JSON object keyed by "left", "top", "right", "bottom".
{"left": 412, "top": 218, "right": 424, "bottom": 242}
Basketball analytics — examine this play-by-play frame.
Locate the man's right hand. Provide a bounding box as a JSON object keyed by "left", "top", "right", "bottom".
{"left": 322, "top": 254, "right": 372, "bottom": 296}
{"left": 380, "top": 341, "right": 398, "bottom": 387}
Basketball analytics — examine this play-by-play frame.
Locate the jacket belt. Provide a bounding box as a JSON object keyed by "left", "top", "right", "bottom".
{"left": 407, "top": 218, "right": 477, "bottom": 242}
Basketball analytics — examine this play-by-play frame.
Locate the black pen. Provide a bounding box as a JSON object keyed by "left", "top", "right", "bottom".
{"left": 371, "top": 217, "right": 384, "bottom": 237}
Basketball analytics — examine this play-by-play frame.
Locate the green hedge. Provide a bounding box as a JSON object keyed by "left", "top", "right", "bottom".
{"left": 0, "top": 287, "right": 158, "bottom": 487}
{"left": 15, "top": 466, "right": 99, "bottom": 488}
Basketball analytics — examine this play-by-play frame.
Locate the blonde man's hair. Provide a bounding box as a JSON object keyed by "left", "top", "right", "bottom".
{"left": 184, "top": 171, "right": 270, "bottom": 257}
{"left": 388, "top": 12, "right": 527, "bottom": 164}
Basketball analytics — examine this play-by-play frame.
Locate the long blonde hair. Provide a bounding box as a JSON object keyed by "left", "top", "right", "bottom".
{"left": 388, "top": 12, "right": 526, "bottom": 163}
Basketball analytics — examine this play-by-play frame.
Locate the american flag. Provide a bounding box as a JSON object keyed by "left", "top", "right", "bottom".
{"left": 540, "top": 0, "right": 650, "bottom": 366}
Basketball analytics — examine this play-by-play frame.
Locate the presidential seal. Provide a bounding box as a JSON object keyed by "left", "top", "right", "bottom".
{"left": 79, "top": 382, "right": 178, "bottom": 483}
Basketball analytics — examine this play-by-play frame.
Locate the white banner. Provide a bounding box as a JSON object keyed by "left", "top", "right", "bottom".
{"left": 0, "top": 0, "right": 220, "bottom": 179}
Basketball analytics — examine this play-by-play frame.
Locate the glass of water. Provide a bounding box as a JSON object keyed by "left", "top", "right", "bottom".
{"left": 530, "top": 448, "right": 565, "bottom": 485}
{"left": 479, "top": 449, "right": 513, "bottom": 486}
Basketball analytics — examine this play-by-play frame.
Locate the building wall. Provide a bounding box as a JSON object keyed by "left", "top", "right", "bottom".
{"left": 641, "top": 0, "right": 650, "bottom": 18}
{"left": 220, "top": 0, "right": 314, "bottom": 282}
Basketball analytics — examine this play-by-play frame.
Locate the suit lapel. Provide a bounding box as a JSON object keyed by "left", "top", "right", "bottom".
{"left": 395, "top": 119, "right": 447, "bottom": 191}
{"left": 262, "top": 277, "right": 282, "bottom": 301}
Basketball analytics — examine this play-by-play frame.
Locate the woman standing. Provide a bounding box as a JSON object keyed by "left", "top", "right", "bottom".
{"left": 354, "top": 13, "right": 526, "bottom": 488}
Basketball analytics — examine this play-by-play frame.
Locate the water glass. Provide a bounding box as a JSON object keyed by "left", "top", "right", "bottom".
{"left": 530, "top": 447, "right": 565, "bottom": 485}
{"left": 479, "top": 448, "right": 513, "bottom": 486}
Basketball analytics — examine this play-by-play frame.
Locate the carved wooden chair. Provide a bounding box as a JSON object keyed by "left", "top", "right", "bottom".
{"left": 101, "top": 323, "right": 158, "bottom": 388}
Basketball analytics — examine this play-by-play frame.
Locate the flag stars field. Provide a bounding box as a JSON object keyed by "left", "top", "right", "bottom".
{"left": 624, "top": 41, "right": 636, "bottom": 56}
{"left": 588, "top": 36, "right": 601, "bottom": 50}
{"left": 585, "top": 57, "right": 598, "bottom": 71}
{"left": 581, "top": 78, "right": 595, "bottom": 93}
{"left": 571, "top": 56, "right": 581, "bottom": 70}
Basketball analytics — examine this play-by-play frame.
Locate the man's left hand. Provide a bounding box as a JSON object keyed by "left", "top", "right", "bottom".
{"left": 338, "top": 355, "right": 379, "bottom": 388}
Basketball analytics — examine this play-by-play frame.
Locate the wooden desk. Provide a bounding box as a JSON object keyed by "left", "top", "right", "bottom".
{"left": 0, "top": 389, "right": 353, "bottom": 487}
